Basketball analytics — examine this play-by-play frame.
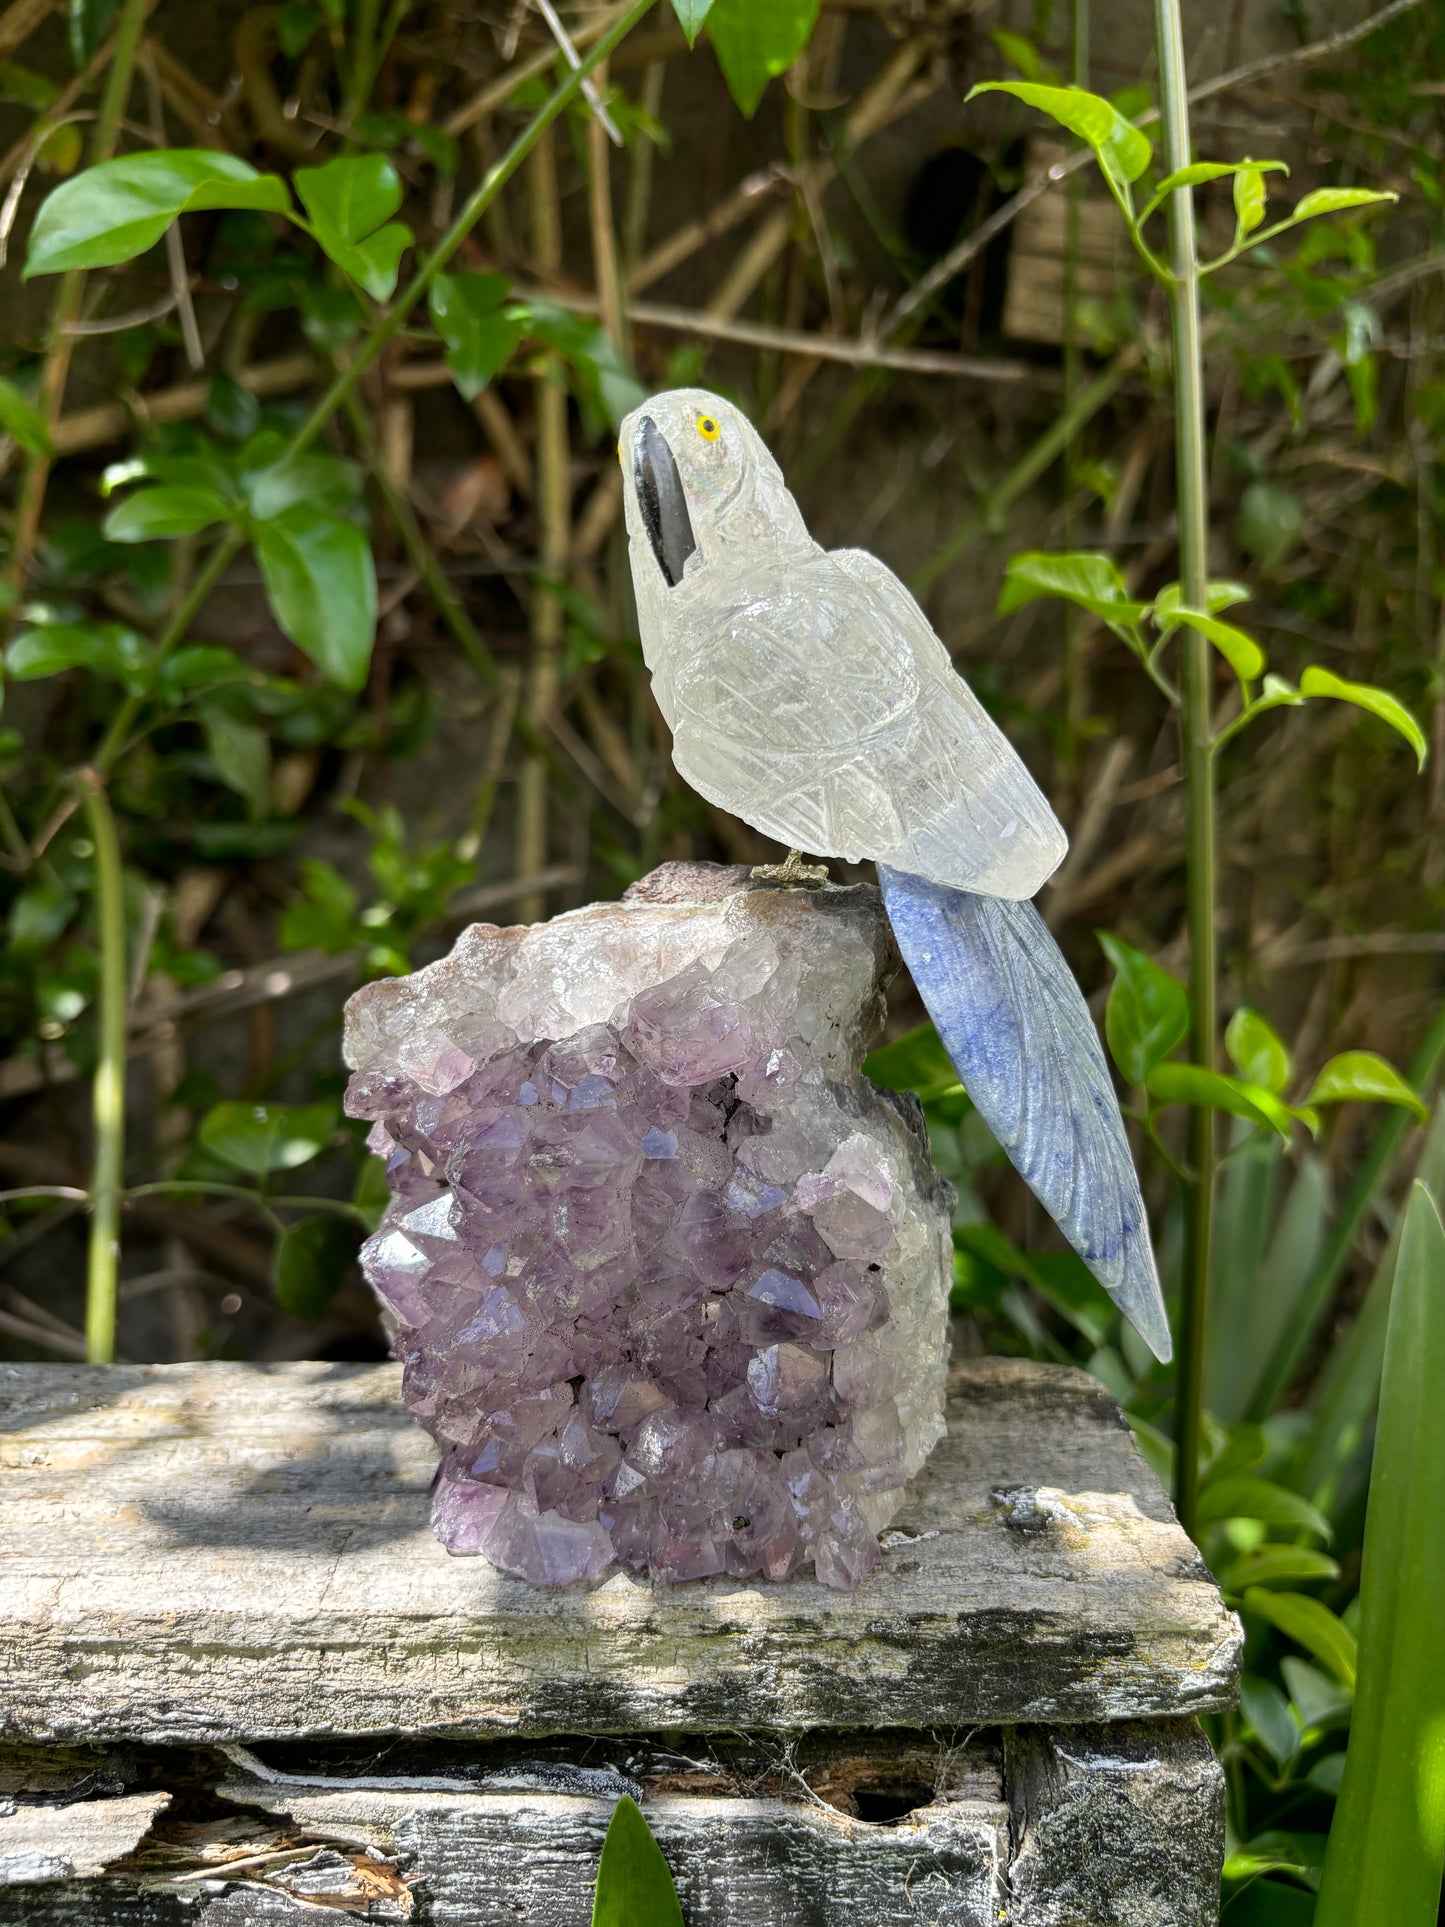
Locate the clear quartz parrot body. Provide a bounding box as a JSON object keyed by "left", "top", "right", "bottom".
{"left": 619, "top": 388, "right": 1172, "bottom": 1363}
{"left": 623, "top": 390, "right": 1067, "bottom": 900}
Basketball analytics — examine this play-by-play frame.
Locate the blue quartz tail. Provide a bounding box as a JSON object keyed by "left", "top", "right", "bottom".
{"left": 876, "top": 865, "right": 1172, "bottom": 1364}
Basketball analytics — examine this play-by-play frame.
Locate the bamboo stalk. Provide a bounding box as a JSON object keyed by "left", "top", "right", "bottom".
{"left": 516, "top": 129, "right": 570, "bottom": 925}
{"left": 1154, "top": 0, "right": 1216, "bottom": 1538}
{"left": 79, "top": 772, "right": 127, "bottom": 1363}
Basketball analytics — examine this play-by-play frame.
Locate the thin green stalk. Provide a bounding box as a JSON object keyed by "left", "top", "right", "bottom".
{"left": 1254, "top": 998, "right": 1445, "bottom": 1423}
{"left": 1154, "top": 0, "right": 1215, "bottom": 1537}
{"left": 1061, "top": 0, "right": 1089, "bottom": 763}
{"left": 79, "top": 773, "right": 127, "bottom": 1363}
{"left": 91, "top": 0, "right": 657, "bottom": 768}
{"left": 347, "top": 0, "right": 382, "bottom": 117}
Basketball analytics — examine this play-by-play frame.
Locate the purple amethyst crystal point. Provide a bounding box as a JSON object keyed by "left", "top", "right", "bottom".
{"left": 343, "top": 860, "right": 953, "bottom": 1591}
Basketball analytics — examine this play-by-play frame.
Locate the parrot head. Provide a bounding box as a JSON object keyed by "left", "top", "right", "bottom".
{"left": 619, "top": 388, "right": 813, "bottom": 598}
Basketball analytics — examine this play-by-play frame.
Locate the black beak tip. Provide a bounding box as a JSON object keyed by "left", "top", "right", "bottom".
{"left": 633, "top": 416, "right": 698, "bottom": 589}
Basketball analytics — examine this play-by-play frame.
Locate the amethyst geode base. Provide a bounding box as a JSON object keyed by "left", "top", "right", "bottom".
{"left": 342, "top": 863, "right": 952, "bottom": 1590}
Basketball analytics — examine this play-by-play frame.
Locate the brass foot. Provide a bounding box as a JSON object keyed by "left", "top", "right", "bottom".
{"left": 750, "top": 847, "right": 830, "bottom": 887}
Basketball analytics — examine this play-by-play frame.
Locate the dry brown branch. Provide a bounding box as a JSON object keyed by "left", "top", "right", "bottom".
{"left": 393, "top": 294, "right": 1036, "bottom": 383}
{"left": 0, "top": 1310, "right": 89, "bottom": 1357}
{"left": 52, "top": 352, "right": 318, "bottom": 455}
{"left": 0, "top": 0, "right": 54, "bottom": 57}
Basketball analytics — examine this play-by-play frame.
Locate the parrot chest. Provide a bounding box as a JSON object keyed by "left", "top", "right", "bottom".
{"left": 666, "top": 567, "right": 920, "bottom": 754}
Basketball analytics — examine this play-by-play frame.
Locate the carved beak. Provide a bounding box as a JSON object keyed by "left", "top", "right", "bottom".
{"left": 633, "top": 416, "right": 697, "bottom": 588}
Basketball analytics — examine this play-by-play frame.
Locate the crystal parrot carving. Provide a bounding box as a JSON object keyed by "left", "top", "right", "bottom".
{"left": 620, "top": 388, "right": 1172, "bottom": 1363}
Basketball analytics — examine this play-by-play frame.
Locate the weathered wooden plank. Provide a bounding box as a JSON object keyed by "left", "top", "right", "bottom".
{"left": 0, "top": 1791, "right": 169, "bottom": 1886}
{"left": 1005, "top": 1722, "right": 1225, "bottom": 1926}
{"left": 0, "top": 1356, "right": 1239, "bottom": 1742}
{"left": 0, "top": 1721, "right": 1223, "bottom": 1924}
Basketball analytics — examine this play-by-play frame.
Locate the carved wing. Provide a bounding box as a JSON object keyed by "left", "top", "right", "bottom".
{"left": 877, "top": 864, "right": 1172, "bottom": 1362}
{"left": 666, "top": 547, "right": 1066, "bottom": 898}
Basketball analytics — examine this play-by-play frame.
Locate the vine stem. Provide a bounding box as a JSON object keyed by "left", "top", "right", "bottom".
{"left": 90, "top": 0, "right": 658, "bottom": 774}
{"left": 1154, "top": 0, "right": 1215, "bottom": 1537}
{"left": 79, "top": 772, "right": 128, "bottom": 1363}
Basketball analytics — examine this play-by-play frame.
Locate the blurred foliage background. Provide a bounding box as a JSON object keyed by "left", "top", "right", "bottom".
{"left": 0, "top": 0, "right": 1442, "bottom": 1916}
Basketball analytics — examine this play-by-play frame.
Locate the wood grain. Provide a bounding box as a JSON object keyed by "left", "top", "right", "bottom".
{"left": 0, "top": 1355, "right": 1240, "bottom": 1744}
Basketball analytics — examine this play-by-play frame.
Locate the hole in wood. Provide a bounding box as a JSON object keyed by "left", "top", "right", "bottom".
{"left": 851, "top": 1782, "right": 937, "bottom": 1825}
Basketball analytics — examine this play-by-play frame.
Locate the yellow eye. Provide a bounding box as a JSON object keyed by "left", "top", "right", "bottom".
{"left": 696, "top": 414, "right": 720, "bottom": 442}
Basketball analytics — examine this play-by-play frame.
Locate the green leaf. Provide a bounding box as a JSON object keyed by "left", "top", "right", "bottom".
{"left": 1151, "top": 578, "right": 1251, "bottom": 619}
{"left": 863, "top": 1021, "right": 963, "bottom": 1102}
{"left": 199, "top": 1098, "right": 337, "bottom": 1174}
{"left": 276, "top": 1, "right": 321, "bottom": 57}
{"left": 1096, "top": 931, "right": 1188, "bottom": 1088}
{"left": 1240, "top": 1675, "right": 1300, "bottom": 1768}
{"left": 1286, "top": 186, "right": 1398, "bottom": 227}
{"left": 156, "top": 645, "right": 254, "bottom": 704}
{"left": 1298, "top": 665, "right": 1427, "bottom": 770}
{"left": 69, "top": 0, "right": 117, "bottom": 65}
{"left": 24, "top": 149, "right": 292, "bottom": 277}
{"left": 1316, "top": 1184, "right": 1445, "bottom": 1927}
{"left": 1224, "top": 1545, "right": 1341, "bottom": 1593}
{"left": 1241, "top": 672, "right": 1308, "bottom": 727}
{"left": 1303, "top": 1051, "right": 1428, "bottom": 1123}
{"left": 1225, "top": 1007, "right": 1290, "bottom": 1095}
{"left": 1245, "top": 1587, "right": 1358, "bottom": 1689}
{"left": 1156, "top": 605, "right": 1266, "bottom": 683}
{"left": 9, "top": 876, "right": 77, "bottom": 949}
{"left": 0, "top": 375, "right": 51, "bottom": 456}
{"left": 274, "top": 1214, "right": 359, "bottom": 1320}
{"left": 0, "top": 57, "right": 61, "bottom": 111}
{"left": 524, "top": 301, "right": 647, "bottom": 432}
{"left": 1198, "top": 1474, "right": 1331, "bottom": 1540}
{"left": 201, "top": 705, "right": 270, "bottom": 818}
{"left": 7, "top": 619, "right": 153, "bottom": 694}
{"left": 255, "top": 505, "right": 376, "bottom": 692}
{"left": 998, "top": 550, "right": 1148, "bottom": 624}
{"left": 279, "top": 856, "right": 360, "bottom": 953}
{"left": 102, "top": 484, "right": 233, "bottom": 543}
{"left": 1146, "top": 1062, "right": 1306, "bottom": 1140}
{"left": 1282, "top": 1656, "right": 1353, "bottom": 1731}
{"left": 591, "top": 1796, "right": 684, "bottom": 1927}
{"left": 240, "top": 447, "right": 361, "bottom": 520}
{"left": 1236, "top": 479, "right": 1305, "bottom": 569}
{"left": 1141, "top": 159, "right": 1287, "bottom": 223}
{"left": 1307, "top": 1751, "right": 1347, "bottom": 1796}
{"left": 1233, "top": 164, "right": 1269, "bottom": 236}
{"left": 989, "top": 28, "right": 1047, "bottom": 80}
{"left": 966, "top": 81, "right": 1152, "bottom": 191}
{"left": 428, "top": 273, "right": 526, "bottom": 401}
{"left": 353, "top": 1152, "right": 391, "bottom": 1230}
{"left": 1226, "top": 1831, "right": 1328, "bottom": 1892}
{"left": 295, "top": 154, "right": 412, "bottom": 300}
{"left": 705, "top": 0, "right": 820, "bottom": 119}
{"left": 1221, "top": 1880, "right": 1318, "bottom": 1927}
{"left": 670, "top": 0, "right": 714, "bottom": 47}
